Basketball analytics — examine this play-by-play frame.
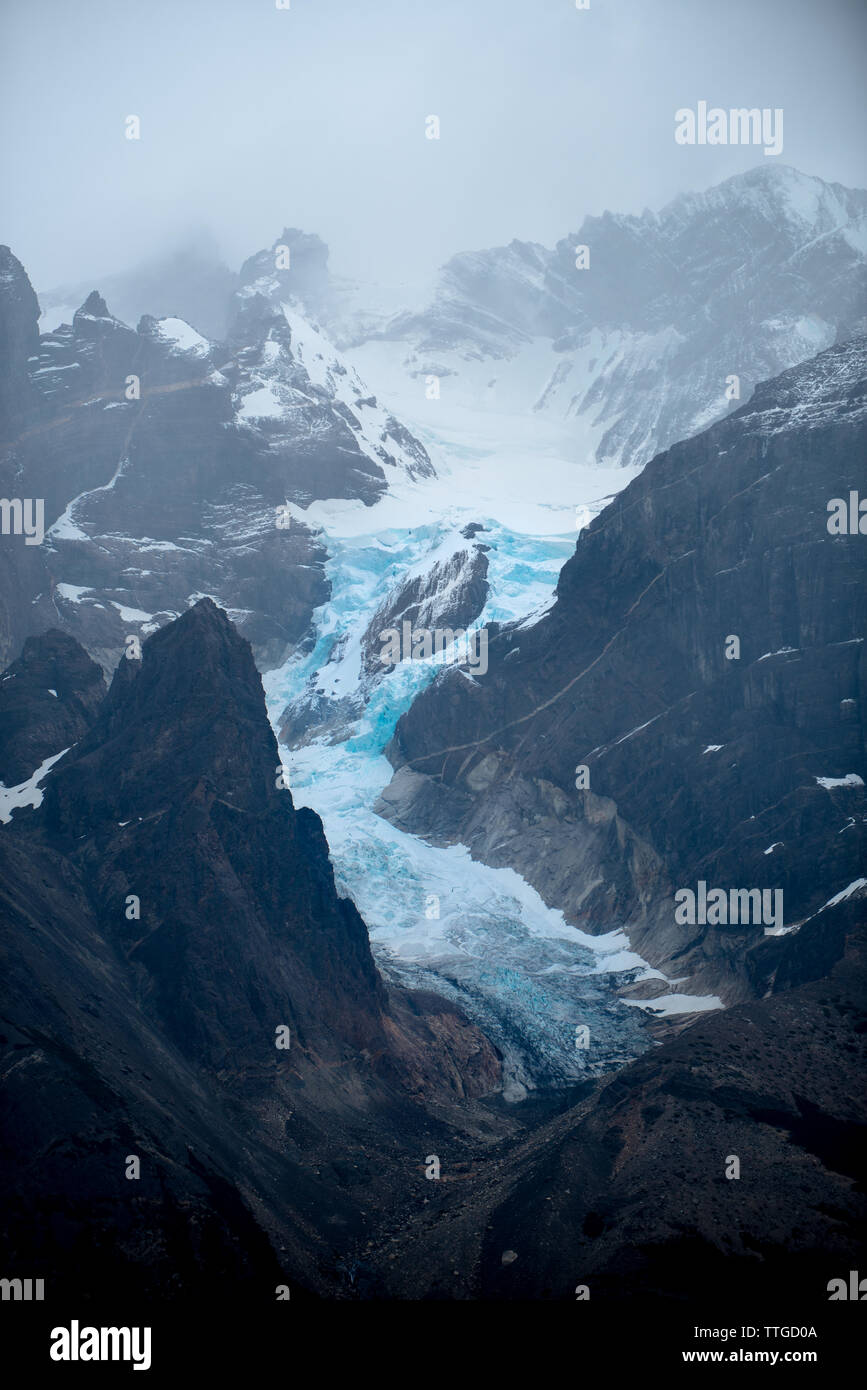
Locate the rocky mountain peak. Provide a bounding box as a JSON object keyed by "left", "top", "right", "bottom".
{"left": 75, "top": 289, "right": 111, "bottom": 320}
{"left": 0, "top": 628, "right": 105, "bottom": 784}
{"left": 0, "top": 245, "right": 40, "bottom": 438}
{"left": 28, "top": 599, "right": 390, "bottom": 1068}
{"left": 238, "top": 227, "right": 331, "bottom": 317}
{"left": 47, "top": 598, "right": 284, "bottom": 827}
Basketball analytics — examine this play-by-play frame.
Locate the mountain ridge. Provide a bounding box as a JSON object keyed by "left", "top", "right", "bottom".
{"left": 345, "top": 164, "right": 867, "bottom": 472}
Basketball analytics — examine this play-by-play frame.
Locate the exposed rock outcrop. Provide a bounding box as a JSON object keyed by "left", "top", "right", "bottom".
{"left": 0, "top": 628, "right": 104, "bottom": 784}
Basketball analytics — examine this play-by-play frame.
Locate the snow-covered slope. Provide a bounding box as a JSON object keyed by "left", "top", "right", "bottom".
{"left": 226, "top": 277, "right": 433, "bottom": 485}
{"left": 341, "top": 166, "right": 867, "bottom": 471}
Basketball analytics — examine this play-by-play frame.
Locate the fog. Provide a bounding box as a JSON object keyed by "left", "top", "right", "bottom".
{"left": 2, "top": 0, "right": 865, "bottom": 293}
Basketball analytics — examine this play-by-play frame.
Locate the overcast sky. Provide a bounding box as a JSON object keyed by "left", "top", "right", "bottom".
{"left": 2, "top": 0, "right": 865, "bottom": 293}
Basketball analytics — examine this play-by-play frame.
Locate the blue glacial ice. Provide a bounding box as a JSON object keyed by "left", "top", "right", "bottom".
{"left": 263, "top": 511, "right": 667, "bottom": 1101}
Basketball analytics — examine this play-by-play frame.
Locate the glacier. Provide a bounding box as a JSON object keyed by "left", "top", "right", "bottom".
{"left": 263, "top": 403, "right": 716, "bottom": 1100}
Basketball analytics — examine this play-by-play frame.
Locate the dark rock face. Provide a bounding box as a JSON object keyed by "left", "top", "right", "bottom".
{"left": 0, "top": 245, "right": 431, "bottom": 673}
{"left": 375, "top": 902, "right": 867, "bottom": 1304}
{"left": 380, "top": 337, "right": 867, "bottom": 1000}
{"left": 40, "top": 599, "right": 391, "bottom": 1064}
{"left": 10, "top": 292, "right": 142, "bottom": 528}
{"left": 0, "top": 248, "right": 46, "bottom": 667}
{"left": 0, "top": 629, "right": 104, "bottom": 784}
{"left": 0, "top": 601, "right": 502, "bottom": 1303}
{"left": 0, "top": 246, "right": 40, "bottom": 441}
{"left": 33, "top": 290, "right": 333, "bottom": 674}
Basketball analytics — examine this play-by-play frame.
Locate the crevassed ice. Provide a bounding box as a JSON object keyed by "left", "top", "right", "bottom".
{"left": 262, "top": 412, "right": 716, "bottom": 1096}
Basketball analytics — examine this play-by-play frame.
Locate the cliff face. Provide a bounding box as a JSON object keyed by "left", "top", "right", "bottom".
{"left": 379, "top": 337, "right": 867, "bottom": 1001}
{"left": 38, "top": 598, "right": 391, "bottom": 1067}
{"left": 0, "top": 246, "right": 40, "bottom": 441}
{"left": 0, "top": 248, "right": 45, "bottom": 667}
{"left": 0, "top": 601, "right": 501, "bottom": 1303}
{"left": 360, "top": 531, "right": 490, "bottom": 679}
{"left": 0, "top": 628, "right": 104, "bottom": 784}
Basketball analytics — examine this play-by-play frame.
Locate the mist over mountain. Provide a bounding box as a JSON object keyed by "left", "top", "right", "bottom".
{"left": 34, "top": 167, "right": 867, "bottom": 482}
{"left": 37, "top": 234, "right": 238, "bottom": 342}
{"left": 348, "top": 166, "right": 867, "bottom": 469}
